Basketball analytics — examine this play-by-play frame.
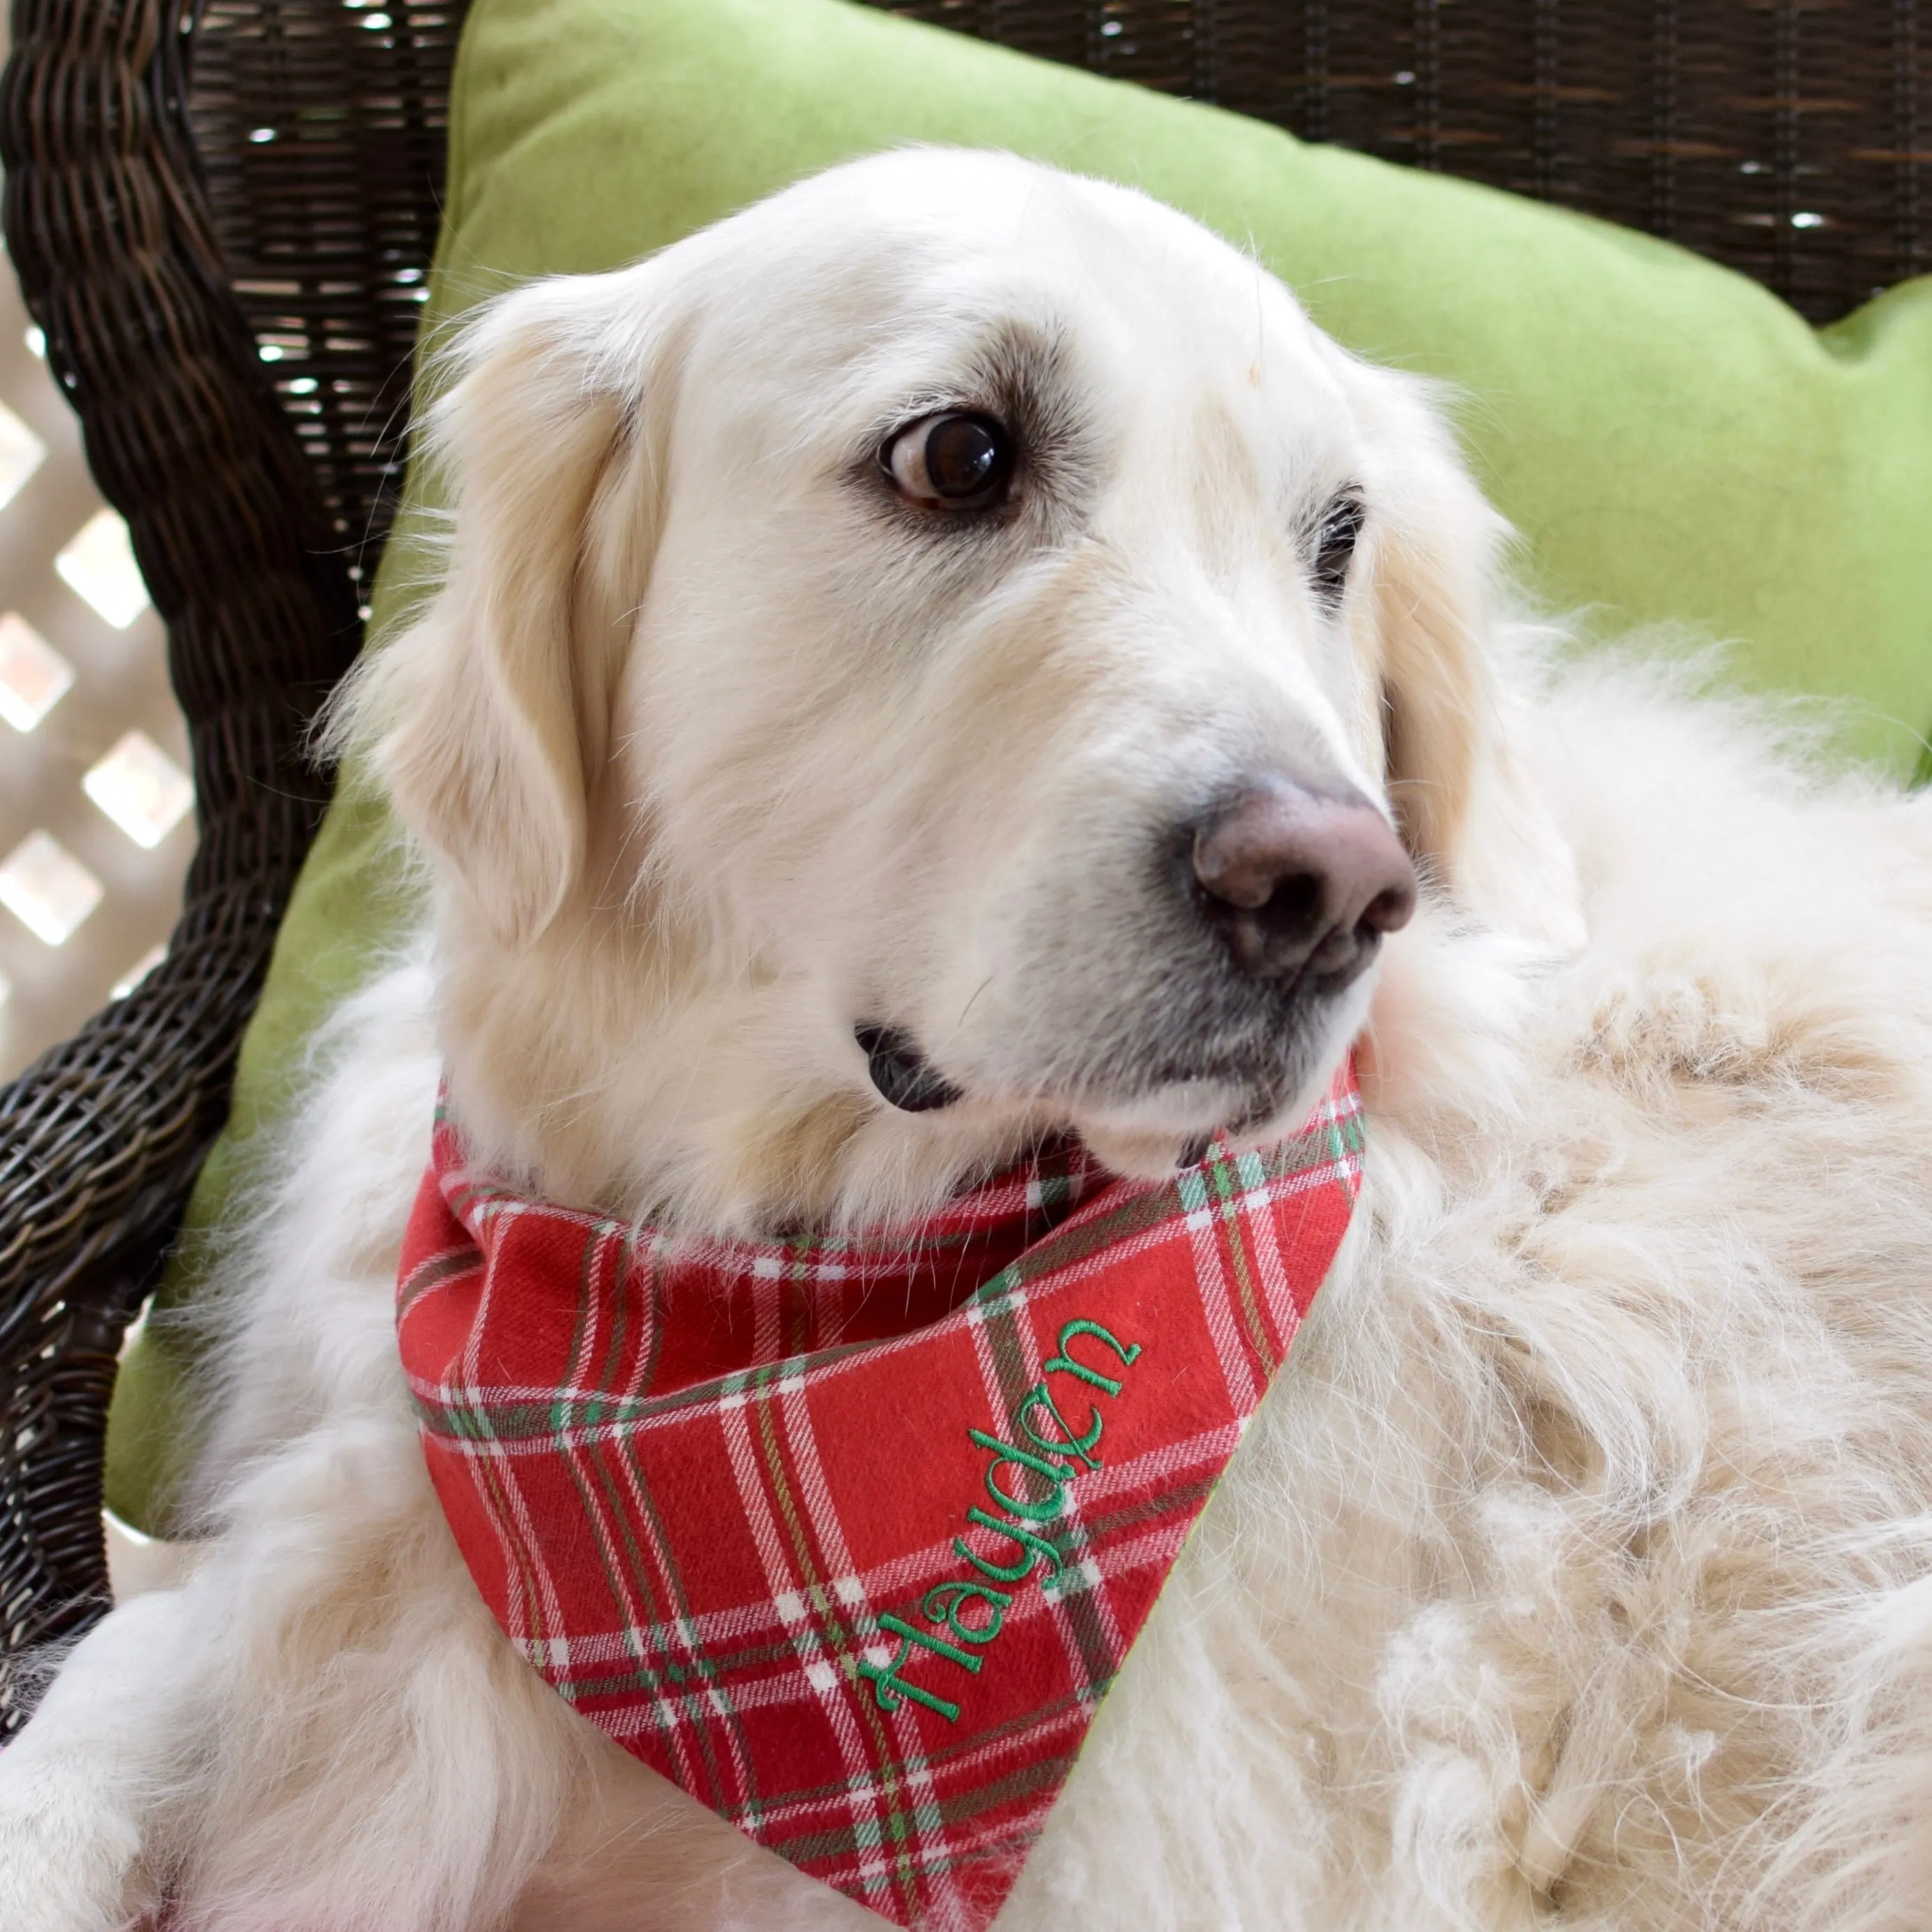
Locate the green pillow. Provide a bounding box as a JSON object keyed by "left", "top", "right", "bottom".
{"left": 106, "top": 0, "right": 1932, "bottom": 1534}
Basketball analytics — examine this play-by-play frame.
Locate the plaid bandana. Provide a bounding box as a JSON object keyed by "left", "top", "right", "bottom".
{"left": 397, "top": 1064, "right": 1364, "bottom": 1930}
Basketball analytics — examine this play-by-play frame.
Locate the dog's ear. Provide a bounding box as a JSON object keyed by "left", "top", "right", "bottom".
{"left": 345, "top": 267, "right": 672, "bottom": 948}
{"left": 1345, "top": 363, "right": 1585, "bottom": 953}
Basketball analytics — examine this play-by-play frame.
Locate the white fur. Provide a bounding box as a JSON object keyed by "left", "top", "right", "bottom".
{"left": 4, "top": 151, "right": 1931, "bottom": 1932}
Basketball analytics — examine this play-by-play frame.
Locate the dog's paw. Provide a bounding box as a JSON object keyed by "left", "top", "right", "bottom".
{"left": 0, "top": 1751, "right": 149, "bottom": 1932}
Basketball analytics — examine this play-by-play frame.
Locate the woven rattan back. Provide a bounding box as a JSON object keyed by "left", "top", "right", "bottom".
{"left": 190, "top": 0, "right": 461, "bottom": 614}
{"left": 0, "top": 0, "right": 1923, "bottom": 1730}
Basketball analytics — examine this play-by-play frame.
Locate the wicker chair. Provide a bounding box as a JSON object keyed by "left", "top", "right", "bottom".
{"left": 0, "top": 0, "right": 1922, "bottom": 1735}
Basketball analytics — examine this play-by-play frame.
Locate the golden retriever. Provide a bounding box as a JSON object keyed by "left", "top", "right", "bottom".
{"left": 5, "top": 149, "right": 1932, "bottom": 1932}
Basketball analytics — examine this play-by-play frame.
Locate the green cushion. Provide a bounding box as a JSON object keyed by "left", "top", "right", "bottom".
{"left": 105, "top": 0, "right": 1932, "bottom": 1534}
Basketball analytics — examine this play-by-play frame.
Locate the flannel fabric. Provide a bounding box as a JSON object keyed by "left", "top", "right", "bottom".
{"left": 397, "top": 1064, "right": 1364, "bottom": 1930}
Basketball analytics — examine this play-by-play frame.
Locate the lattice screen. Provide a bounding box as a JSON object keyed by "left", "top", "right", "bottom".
{"left": 0, "top": 242, "right": 194, "bottom": 1081}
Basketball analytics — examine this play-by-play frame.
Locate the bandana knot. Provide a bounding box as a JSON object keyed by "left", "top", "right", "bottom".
{"left": 398, "top": 1062, "right": 1364, "bottom": 1929}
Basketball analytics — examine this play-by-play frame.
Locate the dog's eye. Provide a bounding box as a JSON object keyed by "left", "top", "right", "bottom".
{"left": 882, "top": 413, "right": 1015, "bottom": 510}
{"left": 1311, "top": 491, "right": 1366, "bottom": 605}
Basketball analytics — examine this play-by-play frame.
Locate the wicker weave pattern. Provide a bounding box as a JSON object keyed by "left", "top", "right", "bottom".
{"left": 189, "top": 0, "right": 460, "bottom": 610}
{"left": 0, "top": 0, "right": 1922, "bottom": 1731}
{"left": 0, "top": 0, "right": 359, "bottom": 1724}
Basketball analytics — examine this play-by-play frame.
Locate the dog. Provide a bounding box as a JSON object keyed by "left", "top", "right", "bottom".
{"left": 4, "top": 146, "right": 1932, "bottom": 1932}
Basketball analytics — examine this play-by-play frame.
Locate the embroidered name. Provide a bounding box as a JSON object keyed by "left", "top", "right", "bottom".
{"left": 856, "top": 1317, "right": 1142, "bottom": 1723}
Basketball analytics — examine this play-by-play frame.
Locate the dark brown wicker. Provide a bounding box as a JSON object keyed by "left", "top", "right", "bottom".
{"left": 0, "top": 0, "right": 1922, "bottom": 1736}
{"left": 0, "top": 0, "right": 364, "bottom": 1728}
{"left": 188, "top": 0, "right": 462, "bottom": 615}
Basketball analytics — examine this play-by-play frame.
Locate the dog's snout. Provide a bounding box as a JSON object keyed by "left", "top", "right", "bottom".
{"left": 1191, "top": 780, "right": 1417, "bottom": 985}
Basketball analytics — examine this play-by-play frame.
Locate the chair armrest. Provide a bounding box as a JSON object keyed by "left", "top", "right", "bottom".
{"left": 0, "top": 0, "right": 360, "bottom": 1728}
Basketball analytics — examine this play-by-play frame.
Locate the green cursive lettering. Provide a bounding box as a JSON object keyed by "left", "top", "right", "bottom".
{"left": 1043, "top": 1317, "right": 1142, "bottom": 1397}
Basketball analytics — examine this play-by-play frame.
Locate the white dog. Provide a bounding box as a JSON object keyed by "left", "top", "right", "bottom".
{"left": 5, "top": 149, "right": 1932, "bottom": 1932}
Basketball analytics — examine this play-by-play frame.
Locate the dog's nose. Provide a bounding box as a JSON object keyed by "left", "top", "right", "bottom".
{"left": 1191, "top": 778, "right": 1417, "bottom": 984}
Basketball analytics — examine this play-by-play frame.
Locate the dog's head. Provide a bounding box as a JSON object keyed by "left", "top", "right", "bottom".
{"left": 351, "top": 150, "right": 1578, "bottom": 1223}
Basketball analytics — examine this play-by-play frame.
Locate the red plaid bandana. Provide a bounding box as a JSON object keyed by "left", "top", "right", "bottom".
{"left": 397, "top": 1063, "right": 1364, "bottom": 1930}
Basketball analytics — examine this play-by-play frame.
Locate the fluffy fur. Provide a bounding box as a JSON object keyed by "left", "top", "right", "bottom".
{"left": 3, "top": 151, "right": 1931, "bottom": 1932}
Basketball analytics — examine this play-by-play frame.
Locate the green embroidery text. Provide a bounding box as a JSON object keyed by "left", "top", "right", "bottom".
{"left": 856, "top": 1315, "right": 1141, "bottom": 1723}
